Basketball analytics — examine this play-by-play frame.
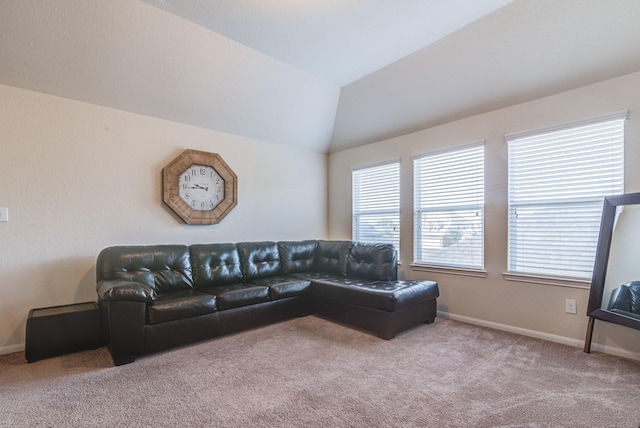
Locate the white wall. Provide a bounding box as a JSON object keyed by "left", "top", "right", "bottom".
{"left": 329, "top": 71, "right": 640, "bottom": 358}
{"left": 0, "top": 84, "right": 328, "bottom": 352}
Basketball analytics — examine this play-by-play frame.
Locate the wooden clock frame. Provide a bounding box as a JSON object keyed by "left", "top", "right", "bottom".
{"left": 162, "top": 149, "right": 238, "bottom": 225}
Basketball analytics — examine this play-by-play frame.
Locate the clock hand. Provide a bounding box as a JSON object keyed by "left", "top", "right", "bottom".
{"left": 188, "top": 184, "right": 209, "bottom": 191}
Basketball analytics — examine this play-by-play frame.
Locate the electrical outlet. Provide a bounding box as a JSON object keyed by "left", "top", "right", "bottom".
{"left": 565, "top": 299, "right": 577, "bottom": 314}
{"left": 0, "top": 207, "right": 7, "bottom": 222}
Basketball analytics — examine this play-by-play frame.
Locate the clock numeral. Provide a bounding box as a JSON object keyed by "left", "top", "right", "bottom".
{"left": 184, "top": 193, "right": 190, "bottom": 200}
{"left": 182, "top": 184, "right": 187, "bottom": 190}
{"left": 199, "top": 168, "right": 206, "bottom": 175}
{"left": 191, "top": 168, "right": 197, "bottom": 176}
{"left": 184, "top": 175, "right": 191, "bottom": 182}
{"left": 191, "top": 200, "right": 196, "bottom": 208}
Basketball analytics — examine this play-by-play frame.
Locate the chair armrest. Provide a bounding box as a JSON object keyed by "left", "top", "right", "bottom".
{"left": 97, "top": 280, "right": 157, "bottom": 303}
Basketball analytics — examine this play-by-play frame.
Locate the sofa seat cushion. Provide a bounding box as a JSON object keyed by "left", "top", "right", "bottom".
{"left": 147, "top": 290, "right": 217, "bottom": 324}
{"left": 288, "top": 272, "right": 344, "bottom": 282}
{"left": 200, "top": 283, "right": 270, "bottom": 310}
{"left": 248, "top": 276, "right": 312, "bottom": 300}
{"left": 312, "top": 279, "right": 439, "bottom": 312}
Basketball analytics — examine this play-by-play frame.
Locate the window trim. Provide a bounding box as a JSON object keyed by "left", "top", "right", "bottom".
{"left": 505, "top": 110, "right": 628, "bottom": 142}
{"left": 502, "top": 272, "right": 591, "bottom": 289}
{"left": 411, "top": 263, "right": 488, "bottom": 278}
{"left": 351, "top": 158, "right": 401, "bottom": 173}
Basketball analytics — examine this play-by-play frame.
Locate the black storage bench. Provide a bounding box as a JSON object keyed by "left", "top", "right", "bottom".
{"left": 25, "top": 302, "right": 102, "bottom": 362}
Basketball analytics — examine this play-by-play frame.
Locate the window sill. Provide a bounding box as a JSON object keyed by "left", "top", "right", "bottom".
{"left": 502, "top": 272, "right": 590, "bottom": 289}
{"left": 410, "top": 264, "right": 487, "bottom": 278}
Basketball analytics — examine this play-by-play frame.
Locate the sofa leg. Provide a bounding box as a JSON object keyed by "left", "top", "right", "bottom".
{"left": 377, "top": 332, "right": 396, "bottom": 340}
{"left": 113, "top": 355, "right": 136, "bottom": 366}
{"left": 297, "top": 308, "right": 312, "bottom": 317}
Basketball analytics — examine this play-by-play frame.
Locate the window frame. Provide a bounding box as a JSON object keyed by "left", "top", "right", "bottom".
{"left": 504, "top": 110, "right": 626, "bottom": 286}
{"left": 412, "top": 141, "right": 486, "bottom": 273}
{"left": 351, "top": 159, "right": 401, "bottom": 252}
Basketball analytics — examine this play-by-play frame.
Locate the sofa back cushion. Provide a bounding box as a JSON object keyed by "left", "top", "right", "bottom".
{"left": 347, "top": 242, "right": 398, "bottom": 281}
{"left": 96, "top": 245, "right": 194, "bottom": 292}
{"left": 278, "top": 240, "right": 318, "bottom": 273}
{"left": 190, "top": 243, "right": 243, "bottom": 287}
{"left": 315, "top": 240, "right": 352, "bottom": 276}
{"left": 238, "top": 241, "right": 282, "bottom": 281}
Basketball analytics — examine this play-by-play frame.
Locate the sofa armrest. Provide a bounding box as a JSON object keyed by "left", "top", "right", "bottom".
{"left": 97, "top": 280, "right": 157, "bottom": 303}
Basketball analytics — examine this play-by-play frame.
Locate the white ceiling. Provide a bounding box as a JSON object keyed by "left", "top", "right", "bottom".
{"left": 138, "top": 0, "right": 512, "bottom": 86}
{"left": 333, "top": 0, "right": 640, "bottom": 150}
{"left": 1, "top": 0, "right": 639, "bottom": 153}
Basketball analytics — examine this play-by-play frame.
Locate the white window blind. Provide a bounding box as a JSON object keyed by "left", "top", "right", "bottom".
{"left": 507, "top": 112, "right": 626, "bottom": 279}
{"left": 413, "top": 143, "right": 484, "bottom": 269}
{"left": 352, "top": 161, "right": 400, "bottom": 250}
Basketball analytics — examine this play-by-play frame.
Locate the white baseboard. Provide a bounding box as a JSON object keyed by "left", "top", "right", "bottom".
{"left": 438, "top": 311, "right": 640, "bottom": 362}
{"left": 0, "top": 343, "right": 24, "bottom": 356}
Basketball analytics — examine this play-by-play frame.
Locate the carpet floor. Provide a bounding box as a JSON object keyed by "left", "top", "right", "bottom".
{"left": 1, "top": 316, "right": 639, "bottom": 427}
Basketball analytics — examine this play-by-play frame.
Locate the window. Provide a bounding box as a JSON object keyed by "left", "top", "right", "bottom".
{"left": 507, "top": 111, "right": 626, "bottom": 280}
{"left": 352, "top": 160, "right": 400, "bottom": 250}
{"left": 413, "top": 142, "right": 484, "bottom": 269}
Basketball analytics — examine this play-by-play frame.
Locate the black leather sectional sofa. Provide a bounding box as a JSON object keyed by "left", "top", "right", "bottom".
{"left": 608, "top": 281, "right": 640, "bottom": 320}
{"left": 96, "top": 240, "right": 439, "bottom": 365}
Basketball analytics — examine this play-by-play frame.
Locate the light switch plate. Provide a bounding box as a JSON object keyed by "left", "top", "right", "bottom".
{"left": 0, "top": 207, "right": 8, "bottom": 222}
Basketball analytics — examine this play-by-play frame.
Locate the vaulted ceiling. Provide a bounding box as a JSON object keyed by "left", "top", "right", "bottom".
{"left": 1, "top": 0, "right": 639, "bottom": 153}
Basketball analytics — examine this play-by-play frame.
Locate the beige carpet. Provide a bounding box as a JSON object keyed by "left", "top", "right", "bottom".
{"left": 1, "top": 316, "right": 639, "bottom": 427}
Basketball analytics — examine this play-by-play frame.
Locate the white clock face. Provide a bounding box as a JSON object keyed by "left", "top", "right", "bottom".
{"left": 178, "top": 164, "right": 225, "bottom": 211}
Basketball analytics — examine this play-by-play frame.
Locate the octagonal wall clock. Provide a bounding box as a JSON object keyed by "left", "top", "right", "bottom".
{"left": 162, "top": 149, "right": 238, "bottom": 225}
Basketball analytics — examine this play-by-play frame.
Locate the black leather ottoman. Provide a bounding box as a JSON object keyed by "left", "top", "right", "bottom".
{"left": 26, "top": 302, "right": 102, "bottom": 362}
{"left": 311, "top": 279, "right": 439, "bottom": 339}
